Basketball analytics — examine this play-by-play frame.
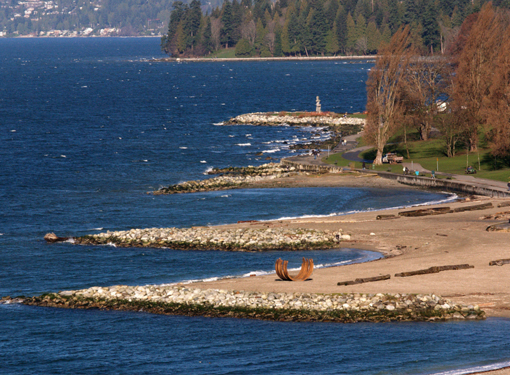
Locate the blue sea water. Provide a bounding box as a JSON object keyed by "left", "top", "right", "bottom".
{"left": 1, "top": 38, "right": 509, "bottom": 374}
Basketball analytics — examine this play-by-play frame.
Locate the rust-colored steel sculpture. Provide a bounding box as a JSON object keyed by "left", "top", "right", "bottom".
{"left": 275, "top": 257, "right": 314, "bottom": 281}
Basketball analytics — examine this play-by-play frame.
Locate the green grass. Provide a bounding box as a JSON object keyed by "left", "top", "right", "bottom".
{"left": 324, "top": 133, "right": 510, "bottom": 182}
{"left": 206, "top": 48, "right": 237, "bottom": 58}
{"left": 348, "top": 113, "right": 367, "bottom": 119}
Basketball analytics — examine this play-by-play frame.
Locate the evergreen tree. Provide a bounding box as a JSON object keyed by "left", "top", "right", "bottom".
{"left": 253, "top": 0, "right": 270, "bottom": 26}
{"left": 387, "top": 0, "right": 401, "bottom": 33}
{"left": 221, "top": 0, "right": 234, "bottom": 48}
{"left": 421, "top": 0, "right": 441, "bottom": 53}
{"left": 287, "top": 8, "right": 302, "bottom": 54}
{"left": 366, "top": 20, "right": 380, "bottom": 53}
{"left": 202, "top": 17, "right": 213, "bottom": 53}
{"left": 451, "top": 6, "right": 464, "bottom": 27}
{"left": 335, "top": 6, "right": 347, "bottom": 53}
{"left": 235, "top": 38, "right": 253, "bottom": 55}
{"left": 308, "top": 3, "right": 329, "bottom": 54}
{"left": 409, "top": 21, "right": 424, "bottom": 52}
{"left": 163, "top": 1, "right": 187, "bottom": 55}
{"left": 176, "top": 21, "right": 186, "bottom": 53}
{"left": 255, "top": 18, "right": 267, "bottom": 47}
{"left": 281, "top": 16, "right": 292, "bottom": 54}
{"left": 403, "top": 0, "right": 421, "bottom": 25}
{"left": 184, "top": 0, "right": 202, "bottom": 50}
{"left": 381, "top": 24, "right": 391, "bottom": 44}
{"left": 325, "top": 0, "right": 339, "bottom": 27}
{"left": 355, "top": 13, "right": 366, "bottom": 41}
{"left": 274, "top": 28, "right": 283, "bottom": 56}
{"left": 232, "top": 0, "right": 243, "bottom": 44}
{"left": 346, "top": 12, "right": 357, "bottom": 52}
{"left": 325, "top": 22, "right": 340, "bottom": 55}
{"left": 354, "top": 0, "right": 371, "bottom": 20}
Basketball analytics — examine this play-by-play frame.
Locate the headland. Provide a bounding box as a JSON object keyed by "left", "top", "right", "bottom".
{"left": 5, "top": 116, "right": 510, "bottom": 326}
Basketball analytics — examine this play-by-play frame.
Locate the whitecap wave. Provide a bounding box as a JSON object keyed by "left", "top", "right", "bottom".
{"left": 236, "top": 143, "right": 251, "bottom": 146}
{"left": 262, "top": 149, "right": 280, "bottom": 153}
{"left": 213, "top": 122, "right": 224, "bottom": 126}
{"left": 261, "top": 193, "right": 458, "bottom": 222}
{"left": 179, "top": 146, "right": 188, "bottom": 149}
{"left": 203, "top": 167, "right": 213, "bottom": 175}
{"left": 200, "top": 160, "right": 207, "bottom": 163}
{"left": 164, "top": 251, "right": 381, "bottom": 286}
{"left": 432, "top": 361, "right": 510, "bottom": 375}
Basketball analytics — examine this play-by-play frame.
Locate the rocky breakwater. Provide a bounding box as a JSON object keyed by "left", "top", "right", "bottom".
{"left": 18, "top": 286, "right": 485, "bottom": 323}
{"left": 225, "top": 112, "right": 366, "bottom": 127}
{"left": 73, "top": 227, "right": 347, "bottom": 251}
{"left": 154, "top": 163, "right": 298, "bottom": 195}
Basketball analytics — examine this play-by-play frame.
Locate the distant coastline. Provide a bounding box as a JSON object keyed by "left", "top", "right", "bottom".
{"left": 153, "top": 55, "right": 376, "bottom": 63}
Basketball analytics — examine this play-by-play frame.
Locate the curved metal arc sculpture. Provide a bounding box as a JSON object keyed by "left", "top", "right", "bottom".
{"left": 275, "top": 257, "right": 314, "bottom": 281}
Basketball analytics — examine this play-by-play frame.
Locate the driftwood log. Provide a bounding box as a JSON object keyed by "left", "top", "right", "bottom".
{"left": 275, "top": 257, "right": 313, "bottom": 281}
{"left": 498, "top": 202, "right": 510, "bottom": 208}
{"left": 451, "top": 202, "right": 493, "bottom": 213}
{"left": 337, "top": 274, "right": 391, "bottom": 286}
{"left": 395, "top": 264, "right": 474, "bottom": 277}
{"left": 398, "top": 207, "right": 451, "bottom": 217}
{"left": 489, "top": 259, "right": 510, "bottom": 266}
{"left": 44, "top": 233, "right": 69, "bottom": 243}
{"left": 486, "top": 222, "right": 510, "bottom": 232}
{"left": 376, "top": 215, "right": 400, "bottom": 220}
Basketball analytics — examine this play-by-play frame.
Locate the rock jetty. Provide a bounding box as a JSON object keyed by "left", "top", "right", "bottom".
{"left": 73, "top": 227, "right": 347, "bottom": 251}
{"left": 225, "top": 112, "right": 366, "bottom": 127}
{"left": 154, "top": 163, "right": 299, "bottom": 195}
{"left": 18, "top": 286, "right": 485, "bottom": 323}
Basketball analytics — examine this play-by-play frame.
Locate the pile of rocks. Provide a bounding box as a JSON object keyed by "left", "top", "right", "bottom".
{"left": 225, "top": 112, "right": 366, "bottom": 127}
{"left": 155, "top": 163, "right": 297, "bottom": 195}
{"left": 207, "top": 163, "right": 295, "bottom": 176}
{"left": 21, "top": 286, "right": 485, "bottom": 323}
{"left": 74, "top": 227, "right": 347, "bottom": 251}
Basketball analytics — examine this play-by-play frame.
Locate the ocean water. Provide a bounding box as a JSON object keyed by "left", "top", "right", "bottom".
{"left": 1, "top": 38, "right": 509, "bottom": 374}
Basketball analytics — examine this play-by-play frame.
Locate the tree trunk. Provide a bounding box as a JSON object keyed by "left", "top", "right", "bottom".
{"left": 420, "top": 123, "right": 429, "bottom": 141}
{"left": 404, "top": 125, "right": 410, "bottom": 159}
{"left": 374, "top": 147, "right": 384, "bottom": 165}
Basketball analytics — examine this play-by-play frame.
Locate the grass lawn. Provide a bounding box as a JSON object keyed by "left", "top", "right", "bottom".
{"left": 324, "top": 133, "right": 510, "bottom": 182}
{"left": 206, "top": 48, "right": 237, "bottom": 58}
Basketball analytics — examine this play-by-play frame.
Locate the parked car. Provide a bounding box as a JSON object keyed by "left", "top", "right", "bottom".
{"left": 382, "top": 153, "right": 404, "bottom": 164}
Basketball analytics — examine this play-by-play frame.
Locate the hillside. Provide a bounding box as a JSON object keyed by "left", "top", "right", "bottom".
{"left": 0, "top": 0, "right": 221, "bottom": 37}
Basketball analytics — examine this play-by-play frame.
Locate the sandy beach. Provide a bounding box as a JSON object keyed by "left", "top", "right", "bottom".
{"left": 190, "top": 172, "right": 510, "bottom": 319}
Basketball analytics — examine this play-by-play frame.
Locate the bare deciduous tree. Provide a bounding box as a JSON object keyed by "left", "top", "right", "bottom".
{"left": 364, "top": 26, "right": 414, "bottom": 165}
{"left": 211, "top": 17, "right": 222, "bottom": 51}
{"left": 452, "top": 3, "right": 503, "bottom": 152}
{"left": 482, "top": 26, "right": 510, "bottom": 158}
{"left": 401, "top": 58, "right": 451, "bottom": 141}
{"left": 241, "top": 19, "right": 256, "bottom": 44}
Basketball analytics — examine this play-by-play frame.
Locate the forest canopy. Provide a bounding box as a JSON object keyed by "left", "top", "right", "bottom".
{"left": 161, "top": 0, "right": 510, "bottom": 57}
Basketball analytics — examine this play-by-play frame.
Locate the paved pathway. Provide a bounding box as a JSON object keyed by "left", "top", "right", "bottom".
{"left": 283, "top": 131, "right": 510, "bottom": 194}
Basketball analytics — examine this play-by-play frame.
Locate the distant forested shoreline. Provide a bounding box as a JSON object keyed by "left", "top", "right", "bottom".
{"left": 160, "top": 0, "right": 510, "bottom": 58}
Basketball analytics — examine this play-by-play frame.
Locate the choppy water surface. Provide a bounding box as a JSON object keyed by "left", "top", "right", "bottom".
{"left": 1, "top": 38, "right": 509, "bottom": 374}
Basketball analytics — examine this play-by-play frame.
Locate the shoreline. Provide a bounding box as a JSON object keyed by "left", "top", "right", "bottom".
{"left": 188, "top": 188, "right": 510, "bottom": 319}
{"left": 31, "top": 172, "right": 510, "bottom": 319}
{"left": 153, "top": 55, "right": 376, "bottom": 63}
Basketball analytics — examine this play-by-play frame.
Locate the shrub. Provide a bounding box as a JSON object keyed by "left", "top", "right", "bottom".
{"left": 235, "top": 39, "right": 253, "bottom": 57}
